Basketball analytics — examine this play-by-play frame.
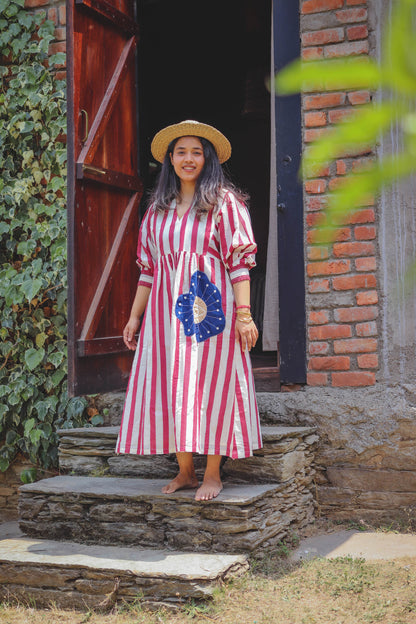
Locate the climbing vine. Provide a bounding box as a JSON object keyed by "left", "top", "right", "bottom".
{"left": 0, "top": 0, "right": 90, "bottom": 473}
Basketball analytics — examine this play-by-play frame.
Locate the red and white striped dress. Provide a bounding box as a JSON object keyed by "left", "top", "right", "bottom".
{"left": 116, "top": 190, "right": 262, "bottom": 459}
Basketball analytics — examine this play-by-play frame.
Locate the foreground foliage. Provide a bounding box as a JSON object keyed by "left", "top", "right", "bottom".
{"left": 276, "top": 0, "right": 416, "bottom": 262}
{"left": 0, "top": 0, "right": 88, "bottom": 473}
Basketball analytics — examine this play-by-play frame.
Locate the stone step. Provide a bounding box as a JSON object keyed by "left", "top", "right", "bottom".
{"left": 0, "top": 522, "right": 247, "bottom": 610}
{"left": 18, "top": 476, "right": 314, "bottom": 553}
{"left": 58, "top": 425, "right": 318, "bottom": 484}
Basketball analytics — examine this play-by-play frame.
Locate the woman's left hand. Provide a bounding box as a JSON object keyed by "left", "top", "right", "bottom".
{"left": 235, "top": 319, "right": 259, "bottom": 351}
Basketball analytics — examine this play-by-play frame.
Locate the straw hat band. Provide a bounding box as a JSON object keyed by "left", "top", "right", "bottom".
{"left": 151, "top": 120, "right": 232, "bottom": 164}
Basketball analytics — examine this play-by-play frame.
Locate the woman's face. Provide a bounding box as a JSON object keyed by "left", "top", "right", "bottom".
{"left": 170, "top": 136, "right": 205, "bottom": 185}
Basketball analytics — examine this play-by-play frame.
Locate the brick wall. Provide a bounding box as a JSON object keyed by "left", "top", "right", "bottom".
{"left": 300, "top": 0, "right": 378, "bottom": 388}
{"left": 24, "top": 0, "right": 66, "bottom": 76}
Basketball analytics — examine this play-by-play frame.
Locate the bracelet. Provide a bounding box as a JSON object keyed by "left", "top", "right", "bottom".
{"left": 236, "top": 317, "right": 253, "bottom": 324}
{"left": 236, "top": 305, "right": 251, "bottom": 310}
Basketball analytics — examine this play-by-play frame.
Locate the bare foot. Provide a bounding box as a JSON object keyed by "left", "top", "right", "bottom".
{"left": 195, "top": 477, "right": 223, "bottom": 501}
{"left": 161, "top": 473, "right": 199, "bottom": 494}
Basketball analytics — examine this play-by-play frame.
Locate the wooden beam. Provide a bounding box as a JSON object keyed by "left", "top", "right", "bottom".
{"left": 76, "top": 163, "right": 143, "bottom": 192}
{"left": 77, "top": 36, "right": 136, "bottom": 167}
{"left": 76, "top": 0, "right": 139, "bottom": 35}
{"left": 77, "top": 336, "right": 126, "bottom": 357}
{"left": 79, "top": 191, "right": 140, "bottom": 341}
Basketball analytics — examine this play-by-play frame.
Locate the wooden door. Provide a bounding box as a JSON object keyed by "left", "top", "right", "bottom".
{"left": 67, "top": 0, "right": 142, "bottom": 396}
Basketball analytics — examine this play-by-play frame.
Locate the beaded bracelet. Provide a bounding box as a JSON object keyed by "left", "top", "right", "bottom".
{"left": 236, "top": 305, "right": 251, "bottom": 310}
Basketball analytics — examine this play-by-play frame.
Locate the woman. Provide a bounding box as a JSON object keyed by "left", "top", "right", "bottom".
{"left": 116, "top": 120, "right": 262, "bottom": 501}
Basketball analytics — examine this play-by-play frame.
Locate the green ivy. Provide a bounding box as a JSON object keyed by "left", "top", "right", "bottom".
{"left": 0, "top": 0, "right": 90, "bottom": 473}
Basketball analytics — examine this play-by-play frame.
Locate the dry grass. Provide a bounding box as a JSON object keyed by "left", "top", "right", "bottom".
{"left": 1, "top": 552, "right": 416, "bottom": 624}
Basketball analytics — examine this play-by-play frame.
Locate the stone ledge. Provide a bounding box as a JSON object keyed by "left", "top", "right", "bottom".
{"left": 18, "top": 476, "right": 314, "bottom": 553}
{"left": 58, "top": 425, "right": 318, "bottom": 484}
{"left": 0, "top": 529, "right": 248, "bottom": 609}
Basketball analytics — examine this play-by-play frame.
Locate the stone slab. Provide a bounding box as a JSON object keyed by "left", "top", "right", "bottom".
{"left": 18, "top": 476, "right": 312, "bottom": 553}
{"left": 0, "top": 523, "right": 247, "bottom": 608}
{"left": 19, "top": 475, "right": 280, "bottom": 504}
{"left": 292, "top": 529, "right": 416, "bottom": 562}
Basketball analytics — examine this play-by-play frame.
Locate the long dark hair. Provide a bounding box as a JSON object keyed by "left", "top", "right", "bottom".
{"left": 150, "top": 136, "right": 248, "bottom": 217}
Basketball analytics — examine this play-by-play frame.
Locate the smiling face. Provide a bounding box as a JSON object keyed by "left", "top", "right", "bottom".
{"left": 170, "top": 136, "right": 205, "bottom": 187}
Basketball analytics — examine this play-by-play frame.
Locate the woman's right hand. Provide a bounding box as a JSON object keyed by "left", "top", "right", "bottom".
{"left": 123, "top": 317, "right": 141, "bottom": 350}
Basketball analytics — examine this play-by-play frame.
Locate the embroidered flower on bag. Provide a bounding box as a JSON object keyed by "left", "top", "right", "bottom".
{"left": 175, "top": 271, "right": 226, "bottom": 342}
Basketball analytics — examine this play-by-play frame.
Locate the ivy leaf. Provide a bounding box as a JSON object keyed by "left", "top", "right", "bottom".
{"left": 21, "top": 278, "right": 42, "bottom": 302}
{"left": 24, "top": 347, "right": 45, "bottom": 371}
{"left": 20, "top": 467, "right": 37, "bottom": 484}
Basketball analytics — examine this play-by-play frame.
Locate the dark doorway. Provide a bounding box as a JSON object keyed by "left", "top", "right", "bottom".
{"left": 137, "top": 0, "right": 278, "bottom": 385}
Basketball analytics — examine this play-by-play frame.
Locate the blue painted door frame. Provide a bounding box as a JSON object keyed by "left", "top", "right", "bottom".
{"left": 274, "top": 0, "right": 307, "bottom": 384}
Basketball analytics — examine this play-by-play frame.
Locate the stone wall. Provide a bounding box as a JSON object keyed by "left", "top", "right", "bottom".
{"left": 0, "top": 456, "right": 38, "bottom": 521}
{"left": 258, "top": 384, "right": 416, "bottom": 522}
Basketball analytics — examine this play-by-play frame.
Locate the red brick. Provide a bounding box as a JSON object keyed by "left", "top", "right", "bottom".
{"left": 333, "top": 241, "right": 375, "bottom": 257}
{"left": 309, "top": 278, "right": 330, "bottom": 293}
{"left": 305, "top": 128, "right": 328, "bottom": 142}
{"left": 336, "top": 8, "right": 368, "bottom": 23}
{"left": 306, "top": 211, "right": 325, "bottom": 227}
{"left": 54, "top": 28, "right": 66, "bottom": 41}
{"left": 308, "top": 246, "right": 329, "bottom": 261}
{"left": 25, "top": 0, "right": 49, "bottom": 6}
{"left": 334, "top": 306, "right": 378, "bottom": 322}
{"left": 307, "top": 259, "right": 351, "bottom": 277}
{"left": 357, "top": 353, "right": 378, "bottom": 368}
{"left": 336, "top": 159, "right": 347, "bottom": 175}
{"left": 325, "top": 40, "right": 369, "bottom": 58}
{"left": 329, "top": 177, "right": 348, "bottom": 192}
{"left": 305, "top": 196, "right": 328, "bottom": 212}
{"left": 356, "top": 290, "right": 378, "bottom": 305}
{"left": 328, "top": 108, "right": 353, "bottom": 123}
{"left": 356, "top": 321, "right": 378, "bottom": 336}
{"left": 305, "top": 179, "right": 327, "bottom": 194}
{"left": 309, "top": 325, "right": 352, "bottom": 340}
{"left": 348, "top": 90, "right": 371, "bottom": 105}
{"left": 309, "top": 356, "right": 350, "bottom": 370}
{"left": 352, "top": 156, "right": 374, "bottom": 171}
{"left": 347, "top": 25, "right": 369, "bottom": 40}
{"left": 347, "top": 0, "right": 367, "bottom": 4}
{"left": 303, "top": 92, "right": 346, "bottom": 110}
{"left": 302, "top": 47, "right": 325, "bottom": 60}
{"left": 305, "top": 111, "right": 327, "bottom": 127}
{"left": 49, "top": 41, "right": 66, "bottom": 55}
{"left": 333, "top": 274, "right": 377, "bottom": 290}
{"left": 356, "top": 257, "right": 376, "bottom": 271}
{"left": 355, "top": 225, "right": 376, "bottom": 240}
{"left": 302, "top": 28, "right": 344, "bottom": 46}
{"left": 307, "top": 226, "right": 352, "bottom": 244}
{"left": 334, "top": 337, "right": 377, "bottom": 353}
{"left": 309, "top": 341, "right": 330, "bottom": 355}
{"left": 332, "top": 371, "right": 375, "bottom": 386}
{"left": 59, "top": 5, "right": 66, "bottom": 25}
{"left": 344, "top": 208, "right": 375, "bottom": 224}
{"left": 48, "top": 7, "right": 57, "bottom": 23}
{"left": 302, "top": 0, "right": 343, "bottom": 14}
{"left": 309, "top": 310, "right": 330, "bottom": 325}
{"left": 55, "top": 70, "right": 67, "bottom": 81}
{"left": 307, "top": 372, "right": 329, "bottom": 385}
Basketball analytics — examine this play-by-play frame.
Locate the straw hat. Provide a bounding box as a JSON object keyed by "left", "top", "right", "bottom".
{"left": 151, "top": 120, "right": 232, "bottom": 164}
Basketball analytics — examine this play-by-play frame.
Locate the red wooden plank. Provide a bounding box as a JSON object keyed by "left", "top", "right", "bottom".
{"left": 77, "top": 36, "right": 136, "bottom": 167}
{"left": 80, "top": 191, "right": 140, "bottom": 341}
{"left": 77, "top": 163, "right": 142, "bottom": 192}
{"left": 76, "top": 0, "right": 139, "bottom": 35}
{"left": 77, "top": 336, "right": 126, "bottom": 357}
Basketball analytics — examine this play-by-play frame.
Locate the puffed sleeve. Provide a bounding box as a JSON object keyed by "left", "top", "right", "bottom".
{"left": 218, "top": 191, "right": 257, "bottom": 284}
{"left": 136, "top": 206, "right": 157, "bottom": 288}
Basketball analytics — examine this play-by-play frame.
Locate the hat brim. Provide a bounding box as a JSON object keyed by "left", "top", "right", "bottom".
{"left": 151, "top": 120, "right": 231, "bottom": 164}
